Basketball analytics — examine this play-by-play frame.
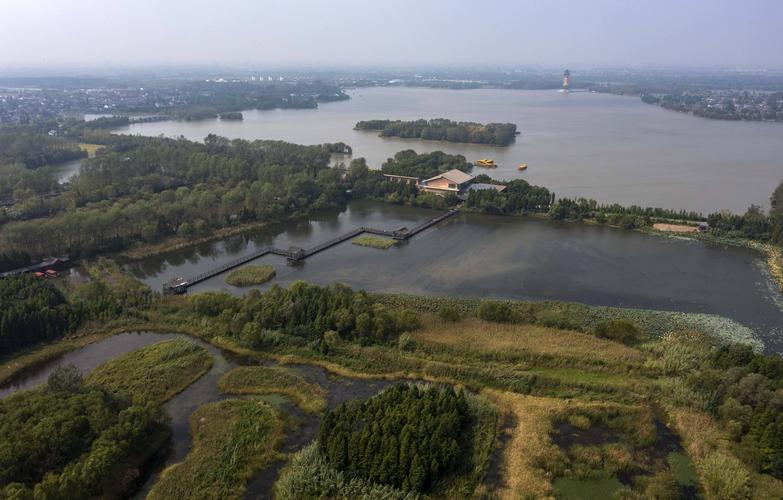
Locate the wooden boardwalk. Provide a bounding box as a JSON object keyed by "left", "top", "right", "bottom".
{"left": 167, "top": 208, "right": 459, "bottom": 293}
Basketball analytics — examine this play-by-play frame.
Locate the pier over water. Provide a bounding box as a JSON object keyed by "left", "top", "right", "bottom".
{"left": 164, "top": 208, "right": 460, "bottom": 294}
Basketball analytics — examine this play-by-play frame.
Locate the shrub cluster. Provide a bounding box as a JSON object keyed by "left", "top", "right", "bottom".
{"left": 591, "top": 319, "right": 645, "bottom": 345}
{"left": 477, "top": 300, "right": 518, "bottom": 323}
{"left": 189, "top": 282, "right": 420, "bottom": 348}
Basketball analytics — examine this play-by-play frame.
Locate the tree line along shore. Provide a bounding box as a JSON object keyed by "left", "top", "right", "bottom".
{"left": 1, "top": 126, "right": 780, "bottom": 280}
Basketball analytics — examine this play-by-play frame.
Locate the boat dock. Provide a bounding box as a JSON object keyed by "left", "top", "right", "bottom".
{"left": 165, "top": 208, "right": 460, "bottom": 293}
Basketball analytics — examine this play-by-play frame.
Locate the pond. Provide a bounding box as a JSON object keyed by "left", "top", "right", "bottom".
{"left": 127, "top": 201, "right": 783, "bottom": 353}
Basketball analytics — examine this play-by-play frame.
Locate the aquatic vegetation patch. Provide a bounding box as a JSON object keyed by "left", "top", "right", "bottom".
{"left": 225, "top": 264, "right": 276, "bottom": 287}
{"left": 219, "top": 366, "right": 327, "bottom": 414}
{"left": 352, "top": 235, "right": 397, "bottom": 249}
{"left": 553, "top": 476, "right": 624, "bottom": 500}
{"left": 549, "top": 404, "right": 699, "bottom": 499}
{"left": 87, "top": 338, "right": 212, "bottom": 404}
{"left": 374, "top": 293, "right": 764, "bottom": 351}
{"left": 148, "top": 399, "right": 287, "bottom": 500}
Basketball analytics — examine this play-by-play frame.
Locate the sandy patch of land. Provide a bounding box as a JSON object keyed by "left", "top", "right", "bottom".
{"left": 653, "top": 223, "right": 698, "bottom": 233}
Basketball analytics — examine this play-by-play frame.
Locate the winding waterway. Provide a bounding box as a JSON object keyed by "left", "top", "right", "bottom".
{"left": 116, "top": 87, "right": 783, "bottom": 214}
{"left": 0, "top": 332, "right": 395, "bottom": 499}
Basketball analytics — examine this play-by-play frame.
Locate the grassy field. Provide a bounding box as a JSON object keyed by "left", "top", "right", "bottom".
{"left": 219, "top": 366, "right": 327, "bottom": 414}
{"left": 78, "top": 143, "right": 104, "bottom": 157}
{"left": 87, "top": 339, "right": 212, "bottom": 404}
{"left": 666, "top": 404, "right": 783, "bottom": 500}
{"left": 413, "top": 317, "right": 644, "bottom": 365}
{"left": 351, "top": 235, "right": 397, "bottom": 249}
{"left": 225, "top": 264, "right": 276, "bottom": 287}
{"left": 481, "top": 390, "right": 567, "bottom": 498}
{"left": 376, "top": 293, "right": 763, "bottom": 351}
{"left": 148, "top": 399, "right": 287, "bottom": 500}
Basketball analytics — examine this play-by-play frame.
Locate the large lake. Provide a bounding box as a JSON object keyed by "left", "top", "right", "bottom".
{"left": 115, "top": 87, "right": 783, "bottom": 214}
{"left": 128, "top": 201, "right": 783, "bottom": 353}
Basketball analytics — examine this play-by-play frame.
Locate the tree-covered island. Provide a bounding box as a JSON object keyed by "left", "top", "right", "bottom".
{"left": 355, "top": 118, "right": 518, "bottom": 146}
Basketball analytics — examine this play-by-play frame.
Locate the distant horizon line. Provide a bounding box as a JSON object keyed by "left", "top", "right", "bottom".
{"left": 2, "top": 63, "right": 783, "bottom": 72}
{"left": 1, "top": 63, "right": 783, "bottom": 79}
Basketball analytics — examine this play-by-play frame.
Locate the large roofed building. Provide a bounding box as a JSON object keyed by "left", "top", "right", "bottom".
{"left": 419, "top": 169, "right": 474, "bottom": 195}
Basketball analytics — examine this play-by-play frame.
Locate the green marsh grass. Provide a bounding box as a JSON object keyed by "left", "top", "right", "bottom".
{"left": 87, "top": 338, "right": 212, "bottom": 404}
{"left": 225, "top": 264, "right": 276, "bottom": 287}
{"left": 219, "top": 366, "right": 327, "bottom": 414}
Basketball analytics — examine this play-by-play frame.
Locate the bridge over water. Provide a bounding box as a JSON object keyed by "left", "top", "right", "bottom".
{"left": 164, "top": 208, "right": 460, "bottom": 294}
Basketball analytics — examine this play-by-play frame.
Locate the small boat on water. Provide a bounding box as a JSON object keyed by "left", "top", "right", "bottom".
{"left": 518, "top": 163, "right": 528, "bottom": 171}
{"left": 475, "top": 158, "right": 497, "bottom": 168}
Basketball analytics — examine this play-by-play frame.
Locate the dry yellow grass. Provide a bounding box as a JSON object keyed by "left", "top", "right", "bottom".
{"left": 653, "top": 223, "right": 698, "bottom": 233}
{"left": 414, "top": 317, "right": 643, "bottom": 365}
{"left": 78, "top": 143, "right": 103, "bottom": 157}
{"left": 480, "top": 389, "right": 568, "bottom": 499}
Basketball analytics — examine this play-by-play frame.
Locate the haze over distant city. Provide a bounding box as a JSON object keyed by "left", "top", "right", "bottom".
{"left": 2, "top": 0, "right": 783, "bottom": 69}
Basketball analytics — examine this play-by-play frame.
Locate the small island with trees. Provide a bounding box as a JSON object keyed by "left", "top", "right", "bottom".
{"left": 225, "top": 264, "right": 276, "bottom": 287}
{"left": 355, "top": 118, "right": 518, "bottom": 146}
{"left": 219, "top": 112, "right": 244, "bottom": 121}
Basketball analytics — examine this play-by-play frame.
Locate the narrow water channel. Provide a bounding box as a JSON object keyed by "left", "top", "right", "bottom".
{"left": 0, "top": 333, "right": 397, "bottom": 499}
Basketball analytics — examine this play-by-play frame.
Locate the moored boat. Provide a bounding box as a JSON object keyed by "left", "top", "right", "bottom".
{"left": 475, "top": 158, "right": 497, "bottom": 168}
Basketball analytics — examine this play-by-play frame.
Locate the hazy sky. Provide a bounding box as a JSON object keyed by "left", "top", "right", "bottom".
{"left": 2, "top": 0, "right": 782, "bottom": 69}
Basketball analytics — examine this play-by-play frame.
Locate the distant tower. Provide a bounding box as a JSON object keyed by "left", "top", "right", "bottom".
{"left": 562, "top": 69, "right": 571, "bottom": 92}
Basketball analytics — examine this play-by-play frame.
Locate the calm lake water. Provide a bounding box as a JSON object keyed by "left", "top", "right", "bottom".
{"left": 128, "top": 201, "right": 783, "bottom": 353}
{"left": 116, "top": 87, "right": 783, "bottom": 214}
{"left": 49, "top": 157, "right": 83, "bottom": 183}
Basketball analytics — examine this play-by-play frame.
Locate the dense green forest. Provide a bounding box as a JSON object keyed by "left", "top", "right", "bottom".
{"left": 340, "top": 150, "right": 470, "bottom": 208}
{"left": 150, "top": 80, "right": 349, "bottom": 121}
{"left": 0, "top": 274, "right": 72, "bottom": 355}
{"left": 0, "top": 124, "right": 86, "bottom": 168}
{"left": 0, "top": 143, "right": 475, "bottom": 258}
{"left": 379, "top": 149, "right": 472, "bottom": 179}
{"left": 465, "top": 177, "right": 554, "bottom": 214}
{"left": 708, "top": 344, "right": 783, "bottom": 478}
{"left": 318, "top": 384, "right": 470, "bottom": 492}
{"left": 0, "top": 164, "right": 59, "bottom": 200}
{"left": 355, "top": 118, "right": 518, "bottom": 146}
{"left": 189, "top": 281, "right": 420, "bottom": 349}
{"left": 0, "top": 261, "right": 154, "bottom": 356}
{"left": 0, "top": 135, "right": 350, "bottom": 257}
{"left": 0, "top": 366, "right": 168, "bottom": 498}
